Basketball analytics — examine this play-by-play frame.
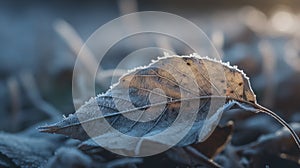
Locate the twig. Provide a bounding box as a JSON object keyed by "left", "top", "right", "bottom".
{"left": 54, "top": 19, "right": 127, "bottom": 84}
{"left": 96, "top": 69, "right": 128, "bottom": 80}
{"left": 54, "top": 19, "right": 100, "bottom": 75}
{"left": 184, "top": 146, "right": 221, "bottom": 168}
{"left": 258, "top": 40, "right": 276, "bottom": 107}
{"left": 284, "top": 39, "right": 300, "bottom": 72}
{"left": 211, "top": 30, "right": 224, "bottom": 58}
{"left": 20, "top": 72, "right": 61, "bottom": 121}
{"left": 117, "top": 0, "right": 138, "bottom": 15}
{"left": 155, "top": 36, "right": 176, "bottom": 55}
{"left": 7, "top": 77, "right": 21, "bottom": 130}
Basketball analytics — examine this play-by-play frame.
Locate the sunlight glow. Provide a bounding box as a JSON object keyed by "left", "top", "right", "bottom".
{"left": 271, "top": 10, "right": 296, "bottom": 33}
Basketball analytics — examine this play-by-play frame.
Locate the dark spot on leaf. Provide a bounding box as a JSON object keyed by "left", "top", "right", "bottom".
{"left": 238, "top": 82, "right": 243, "bottom": 86}
{"left": 187, "top": 62, "right": 191, "bottom": 66}
{"left": 140, "top": 107, "right": 149, "bottom": 111}
{"left": 230, "top": 90, "right": 234, "bottom": 94}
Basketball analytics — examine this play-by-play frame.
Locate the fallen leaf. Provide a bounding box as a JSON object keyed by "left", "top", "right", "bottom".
{"left": 0, "top": 132, "right": 58, "bottom": 168}
{"left": 235, "top": 123, "right": 300, "bottom": 168}
{"left": 165, "top": 121, "right": 234, "bottom": 168}
{"left": 39, "top": 54, "right": 300, "bottom": 156}
{"left": 45, "top": 147, "right": 93, "bottom": 168}
{"left": 191, "top": 121, "right": 234, "bottom": 158}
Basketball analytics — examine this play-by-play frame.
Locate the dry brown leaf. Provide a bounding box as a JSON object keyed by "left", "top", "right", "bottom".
{"left": 165, "top": 121, "right": 234, "bottom": 168}
{"left": 192, "top": 121, "right": 234, "bottom": 158}
{"left": 39, "top": 54, "right": 300, "bottom": 156}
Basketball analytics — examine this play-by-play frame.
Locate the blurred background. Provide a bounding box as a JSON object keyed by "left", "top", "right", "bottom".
{"left": 0, "top": 0, "right": 300, "bottom": 167}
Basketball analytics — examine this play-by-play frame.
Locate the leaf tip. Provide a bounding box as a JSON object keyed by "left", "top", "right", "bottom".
{"left": 38, "top": 124, "right": 59, "bottom": 133}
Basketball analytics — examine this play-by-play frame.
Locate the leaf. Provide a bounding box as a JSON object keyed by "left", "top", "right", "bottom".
{"left": 235, "top": 123, "right": 300, "bottom": 167}
{"left": 165, "top": 121, "right": 234, "bottom": 167}
{"left": 39, "top": 54, "right": 300, "bottom": 156}
{"left": 191, "top": 121, "right": 234, "bottom": 158}
{"left": 0, "top": 132, "right": 58, "bottom": 168}
{"left": 45, "top": 147, "right": 93, "bottom": 168}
